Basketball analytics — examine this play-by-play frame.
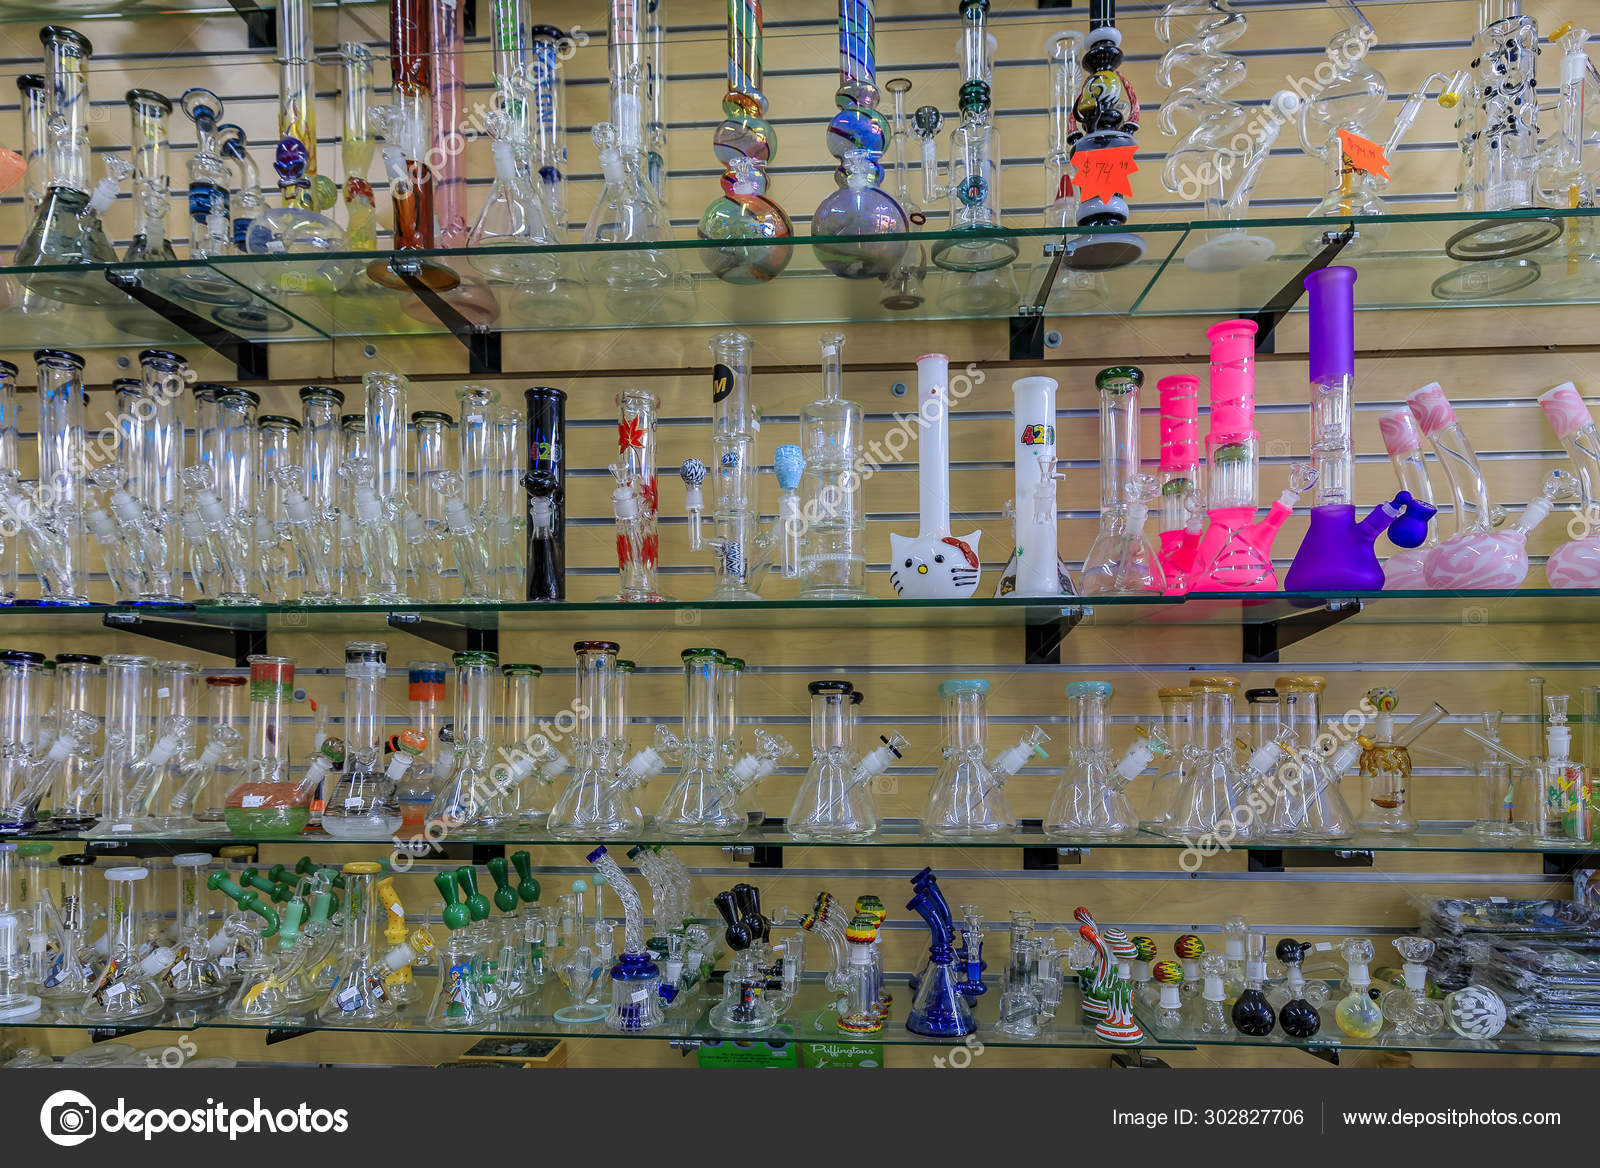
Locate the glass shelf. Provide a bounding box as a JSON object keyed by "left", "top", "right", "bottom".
{"left": 11, "top": 820, "right": 1596, "bottom": 855}
{"left": 1139, "top": 1009, "right": 1600, "bottom": 1059}
{"left": 4, "top": 976, "right": 1186, "bottom": 1052}
{"left": 3, "top": 209, "right": 1596, "bottom": 347}
{"left": 20, "top": 587, "right": 1600, "bottom": 641}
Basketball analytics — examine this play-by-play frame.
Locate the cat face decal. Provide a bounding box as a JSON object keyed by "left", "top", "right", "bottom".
{"left": 890, "top": 531, "right": 983, "bottom": 599}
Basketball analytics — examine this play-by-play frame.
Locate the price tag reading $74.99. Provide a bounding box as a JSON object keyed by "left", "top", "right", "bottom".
{"left": 1071, "top": 144, "right": 1140, "bottom": 206}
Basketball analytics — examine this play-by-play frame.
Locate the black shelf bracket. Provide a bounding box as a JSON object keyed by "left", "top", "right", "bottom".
{"left": 1024, "top": 605, "right": 1088, "bottom": 665}
{"left": 1110, "top": 1050, "right": 1170, "bottom": 1068}
{"left": 389, "top": 261, "right": 502, "bottom": 374}
{"left": 225, "top": 0, "right": 276, "bottom": 48}
{"left": 265, "top": 1026, "right": 313, "bottom": 1046}
{"left": 470, "top": 843, "right": 508, "bottom": 865}
{"left": 1247, "top": 848, "right": 1374, "bottom": 873}
{"left": 1247, "top": 224, "right": 1356, "bottom": 353}
{"left": 90, "top": 1025, "right": 149, "bottom": 1043}
{"left": 1241, "top": 600, "right": 1361, "bottom": 664}
{"left": 1304, "top": 1044, "right": 1341, "bottom": 1066}
{"left": 1544, "top": 850, "right": 1600, "bottom": 875}
{"left": 104, "top": 269, "right": 269, "bottom": 382}
{"left": 1009, "top": 306, "right": 1046, "bottom": 361}
{"left": 102, "top": 611, "right": 267, "bottom": 667}
{"left": 387, "top": 612, "right": 499, "bottom": 655}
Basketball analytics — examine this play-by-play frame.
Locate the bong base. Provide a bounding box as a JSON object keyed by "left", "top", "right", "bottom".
{"left": 1431, "top": 257, "right": 1541, "bottom": 301}
{"left": 1184, "top": 232, "right": 1274, "bottom": 273}
{"left": 1063, "top": 232, "right": 1146, "bottom": 272}
{"left": 368, "top": 255, "right": 462, "bottom": 292}
{"left": 1445, "top": 215, "right": 1563, "bottom": 263}
{"left": 931, "top": 229, "right": 1020, "bottom": 274}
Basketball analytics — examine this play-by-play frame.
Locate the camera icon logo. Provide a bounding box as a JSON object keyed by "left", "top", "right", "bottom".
{"left": 40, "top": 1089, "right": 97, "bottom": 1147}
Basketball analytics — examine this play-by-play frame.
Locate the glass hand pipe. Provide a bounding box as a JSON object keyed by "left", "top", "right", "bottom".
{"left": 997, "top": 375, "right": 1070, "bottom": 597}
{"left": 699, "top": 0, "right": 792, "bottom": 283}
{"left": 1060, "top": 16, "right": 1146, "bottom": 272}
{"left": 1180, "top": 319, "right": 1315, "bottom": 591}
{"left": 1286, "top": 267, "right": 1433, "bottom": 590}
{"left": 0, "top": 713, "right": 96, "bottom": 832}
{"left": 1445, "top": 983, "right": 1507, "bottom": 1040}
{"left": 906, "top": 0, "right": 1016, "bottom": 273}
{"left": 1333, "top": 936, "right": 1383, "bottom": 1038}
{"left": 906, "top": 871, "right": 975, "bottom": 1037}
{"left": 891, "top": 354, "right": 983, "bottom": 598}
{"left": 1156, "top": 0, "right": 1299, "bottom": 272}
{"left": 1379, "top": 936, "right": 1444, "bottom": 1035}
{"left": 1081, "top": 366, "right": 1164, "bottom": 595}
{"left": 1046, "top": 683, "right": 1169, "bottom": 841}
{"left": 1537, "top": 381, "right": 1600, "bottom": 586}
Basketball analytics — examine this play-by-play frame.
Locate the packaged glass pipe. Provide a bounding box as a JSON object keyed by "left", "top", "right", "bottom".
{"left": 683, "top": 332, "right": 776, "bottom": 599}
{"left": 1179, "top": 321, "right": 1313, "bottom": 591}
{"left": 1081, "top": 366, "right": 1163, "bottom": 595}
{"left": 794, "top": 334, "right": 868, "bottom": 598}
{"left": 549, "top": 642, "right": 639, "bottom": 838}
{"left": 1407, "top": 381, "right": 1553, "bottom": 588}
{"left": 1045, "top": 682, "right": 1166, "bottom": 840}
{"left": 13, "top": 27, "right": 125, "bottom": 305}
{"left": 1537, "top": 382, "right": 1600, "bottom": 587}
{"left": 369, "top": 0, "right": 457, "bottom": 291}
{"left": 910, "top": 0, "right": 1015, "bottom": 274}
{"left": 612, "top": 390, "right": 668, "bottom": 601}
{"left": 1286, "top": 267, "right": 1429, "bottom": 590}
{"left": 1357, "top": 690, "right": 1448, "bottom": 833}
{"left": 1156, "top": 1, "right": 1298, "bottom": 271}
{"left": 996, "top": 375, "right": 1069, "bottom": 597}
{"left": 891, "top": 354, "right": 982, "bottom": 599}
{"left": 699, "top": 0, "right": 791, "bottom": 283}
{"left": 812, "top": 0, "right": 906, "bottom": 281}
{"left": 583, "top": 0, "right": 678, "bottom": 312}
{"left": 1061, "top": 1, "right": 1145, "bottom": 271}
{"left": 656, "top": 649, "right": 742, "bottom": 837}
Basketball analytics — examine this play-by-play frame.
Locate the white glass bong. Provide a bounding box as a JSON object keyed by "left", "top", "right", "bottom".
{"left": 891, "top": 354, "right": 982, "bottom": 599}
{"left": 1044, "top": 681, "right": 1168, "bottom": 841}
{"left": 1156, "top": 0, "right": 1299, "bottom": 271}
{"left": 794, "top": 333, "right": 868, "bottom": 599}
{"left": 682, "top": 331, "right": 777, "bottom": 600}
{"left": 995, "top": 375, "right": 1072, "bottom": 598}
{"left": 1080, "top": 366, "right": 1164, "bottom": 595}
{"left": 1538, "top": 381, "right": 1600, "bottom": 587}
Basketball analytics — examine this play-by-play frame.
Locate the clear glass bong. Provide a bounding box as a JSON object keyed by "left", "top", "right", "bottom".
{"left": 549, "top": 641, "right": 641, "bottom": 838}
{"left": 914, "top": 0, "right": 1016, "bottom": 277}
{"left": 923, "top": 679, "right": 1029, "bottom": 838}
{"left": 1357, "top": 691, "right": 1449, "bottom": 834}
{"left": 426, "top": 650, "right": 499, "bottom": 830}
{"left": 124, "top": 88, "right": 177, "bottom": 264}
{"left": 322, "top": 642, "right": 404, "bottom": 838}
{"left": 656, "top": 649, "right": 743, "bottom": 838}
{"left": 81, "top": 867, "right": 173, "bottom": 1023}
{"left": 1262, "top": 676, "right": 1363, "bottom": 841}
{"left": 610, "top": 389, "right": 670, "bottom": 602}
{"left": 1045, "top": 681, "right": 1168, "bottom": 841}
{"left": 13, "top": 26, "right": 126, "bottom": 307}
{"left": 1162, "top": 676, "right": 1254, "bottom": 840}
{"left": 795, "top": 332, "right": 868, "bottom": 599}
{"left": 789, "top": 681, "right": 878, "bottom": 842}
{"left": 317, "top": 861, "right": 398, "bottom": 1025}
{"left": 33, "top": 348, "right": 91, "bottom": 605}
{"left": 175, "top": 88, "right": 255, "bottom": 307}
{"left": 1080, "top": 365, "right": 1164, "bottom": 595}
{"left": 163, "top": 853, "right": 226, "bottom": 1000}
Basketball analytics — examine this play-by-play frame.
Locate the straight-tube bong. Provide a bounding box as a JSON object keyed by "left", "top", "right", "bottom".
{"left": 690, "top": 332, "right": 775, "bottom": 599}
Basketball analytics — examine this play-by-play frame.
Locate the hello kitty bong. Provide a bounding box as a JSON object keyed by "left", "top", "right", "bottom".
{"left": 891, "top": 354, "right": 982, "bottom": 599}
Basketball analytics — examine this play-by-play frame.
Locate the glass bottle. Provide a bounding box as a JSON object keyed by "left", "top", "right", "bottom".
{"left": 1230, "top": 932, "right": 1275, "bottom": 1036}
{"left": 924, "top": 680, "right": 1012, "bottom": 838}
{"left": 1081, "top": 367, "right": 1163, "bottom": 594}
{"left": 163, "top": 853, "right": 225, "bottom": 1000}
{"left": 427, "top": 651, "right": 499, "bottom": 830}
{"left": 788, "top": 681, "right": 874, "bottom": 841}
{"left": 798, "top": 333, "right": 868, "bottom": 599}
{"left": 1358, "top": 691, "right": 1448, "bottom": 833}
{"left": 550, "top": 642, "right": 638, "bottom": 838}
{"left": 1380, "top": 936, "right": 1444, "bottom": 1036}
{"left": 1163, "top": 677, "right": 1250, "bottom": 839}
{"left": 224, "top": 655, "right": 316, "bottom": 836}
{"left": 612, "top": 390, "right": 668, "bottom": 601}
{"left": 1145, "top": 689, "right": 1191, "bottom": 833}
{"left": 1045, "top": 681, "right": 1164, "bottom": 841}
{"left": 1333, "top": 937, "right": 1384, "bottom": 1038}
{"left": 14, "top": 27, "right": 124, "bottom": 306}
{"left": 124, "top": 88, "right": 176, "bottom": 263}
{"left": 317, "top": 861, "right": 396, "bottom": 1024}
{"left": 655, "top": 649, "right": 739, "bottom": 837}
{"left": 81, "top": 867, "right": 171, "bottom": 1023}
{"left": 323, "top": 642, "right": 403, "bottom": 839}
{"left": 49, "top": 655, "right": 103, "bottom": 828}
{"left": 33, "top": 349, "right": 89, "bottom": 606}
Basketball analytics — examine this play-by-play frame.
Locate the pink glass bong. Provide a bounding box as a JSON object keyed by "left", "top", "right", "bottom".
{"left": 1284, "top": 266, "right": 1434, "bottom": 591}
{"left": 891, "top": 354, "right": 982, "bottom": 599}
{"left": 1407, "top": 380, "right": 1554, "bottom": 589}
{"left": 1172, "top": 320, "right": 1313, "bottom": 591}
{"left": 1378, "top": 407, "right": 1441, "bottom": 589}
{"left": 1155, "top": 373, "right": 1201, "bottom": 593}
{"left": 1538, "top": 382, "right": 1600, "bottom": 587}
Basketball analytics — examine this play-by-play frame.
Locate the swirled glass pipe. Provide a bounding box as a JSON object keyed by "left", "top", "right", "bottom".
{"left": 699, "top": 0, "right": 792, "bottom": 283}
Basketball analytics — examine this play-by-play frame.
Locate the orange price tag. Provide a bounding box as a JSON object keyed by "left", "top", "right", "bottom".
{"left": 1071, "top": 145, "right": 1139, "bottom": 206}
{"left": 1336, "top": 129, "right": 1390, "bottom": 180}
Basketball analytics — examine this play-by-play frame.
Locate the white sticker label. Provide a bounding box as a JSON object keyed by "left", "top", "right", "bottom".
{"left": 241, "top": 795, "right": 266, "bottom": 808}
{"left": 169, "top": 960, "right": 187, "bottom": 978}
{"left": 1491, "top": 896, "right": 1509, "bottom": 904}
{"left": 389, "top": 902, "right": 405, "bottom": 917}
{"left": 104, "top": 981, "right": 126, "bottom": 999}
{"left": 1314, "top": 942, "right": 1332, "bottom": 951}
{"left": 112, "top": 823, "right": 132, "bottom": 833}
{"left": 344, "top": 797, "right": 365, "bottom": 810}
{"left": 336, "top": 986, "right": 361, "bottom": 1009}
{"left": 631, "top": 988, "right": 650, "bottom": 1003}
{"left": 219, "top": 956, "right": 235, "bottom": 971}
{"left": 157, "top": 687, "right": 171, "bottom": 699}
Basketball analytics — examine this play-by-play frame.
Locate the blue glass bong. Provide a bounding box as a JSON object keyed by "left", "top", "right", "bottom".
{"left": 905, "top": 868, "right": 976, "bottom": 1037}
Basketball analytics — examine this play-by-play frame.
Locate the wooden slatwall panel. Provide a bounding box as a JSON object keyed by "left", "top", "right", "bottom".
{"left": 2, "top": 0, "right": 1598, "bottom": 1069}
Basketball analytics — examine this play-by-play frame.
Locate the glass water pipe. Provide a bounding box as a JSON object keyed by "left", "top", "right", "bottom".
{"left": 796, "top": 333, "right": 869, "bottom": 598}
{"left": 699, "top": 0, "right": 792, "bottom": 283}
{"left": 996, "top": 375, "right": 1070, "bottom": 598}
{"left": 1285, "top": 266, "right": 1432, "bottom": 589}
{"left": 1538, "top": 381, "right": 1600, "bottom": 586}
{"left": 1357, "top": 691, "right": 1448, "bottom": 834}
{"left": 906, "top": 871, "right": 975, "bottom": 1037}
{"left": 549, "top": 642, "right": 639, "bottom": 838}
{"left": 923, "top": 680, "right": 1041, "bottom": 838}
{"left": 1377, "top": 406, "right": 1442, "bottom": 589}
{"left": 427, "top": 651, "right": 500, "bottom": 829}
{"left": 1081, "top": 366, "right": 1163, "bottom": 595}
{"left": 1407, "top": 380, "right": 1552, "bottom": 588}
{"left": 654, "top": 649, "right": 742, "bottom": 837}
{"left": 1155, "top": 374, "right": 1202, "bottom": 593}
{"left": 611, "top": 390, "right": 668, "bottom": 602}
{"left": 1060, "top": 3, "right": 1145, "bottom": 271}
{"left": 1044, "top": 682, "right": 1168, "bottom": 840}
{"left": 124, "top": 89, "right": 176, "bottom": 263}
{"left": 890, "top": 354, "right": 982, "bottom": 599}
{"left": 339, "top": 44, "right": 378, "bottom": 249}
